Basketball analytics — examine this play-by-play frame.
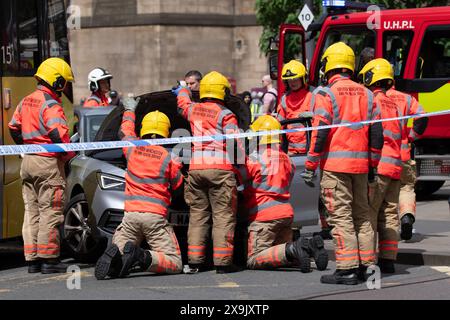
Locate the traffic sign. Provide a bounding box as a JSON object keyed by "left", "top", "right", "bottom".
{"left": 298, "top": 4, "right": 314, "bottom": 31}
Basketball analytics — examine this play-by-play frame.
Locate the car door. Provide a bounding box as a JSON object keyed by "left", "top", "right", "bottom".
{"left": 280, "top": 117, "right": 320, "bottom": 228}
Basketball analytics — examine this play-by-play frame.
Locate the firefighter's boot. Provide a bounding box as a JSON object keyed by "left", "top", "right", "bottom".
{"left": 95, "top": 244, "right": 122, "bottom": 280}
{"left": 119, "top": 241, "right": 151, "bottom": 277}
{"left": 285, "top": 236, "right": 311, "bottom": 273}
{"left": 400, "top": 214, "right": 415, "bottom": 240}
{"left": 307, "top": 235, "right": 329, "bottom": 271}
{"left": 41, "top": 259, "right": 70, "bottom": 274}
{"left": 28, "top": 260, "right": 42, "bottom": 273}
{"left": 313, "top": 228, "right": 333, "bottom": 240}
{"left": 320, "top": 269, "right": 359, "bottom": 285}
{"left": 378, "top": 258, "right": 395, "bottom": 274}
{"left": 216, "top": 264, "right": 242, "bottom": 274}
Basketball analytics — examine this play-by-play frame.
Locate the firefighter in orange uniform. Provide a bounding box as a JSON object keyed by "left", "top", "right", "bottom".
{"left": 359, "top": 58, "right": 403, "bottom": 273}
{"left": 243, "top": 115, "right": 328, "bottom": 272}
{"left": 95, "top": 98, "right": 184, "bottom": 279}
{"left": 172, "top": 71, "right": 243, "bottom": 274}
{"left": 8, "top": 57, "right": 76, "bottom": 273}
{"left": 276, "top": 60, "right": 314, "bottom": 154}
{"left": 276, "top": 59, "right": 333, "bottom": 240}
{"left": 83, "top": 67, "right": 113, "bottom": 107}
{"left": 387, "top": 87, "right": 428, "bottom": 241}
{"left": 302, "top": 42, "right": 384, "bottom": 285}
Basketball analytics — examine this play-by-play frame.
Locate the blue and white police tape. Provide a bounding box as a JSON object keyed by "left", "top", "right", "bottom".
{"left": 1, "top": 109, "right": 448, "bottom": 157}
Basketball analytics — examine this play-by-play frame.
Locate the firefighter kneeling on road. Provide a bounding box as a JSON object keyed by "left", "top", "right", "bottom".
{"left": 95, "top": 98, "right": 184, "bottom": 279}
{"left": 8, "top": 58, "right": 75, "bottom": 273}
{"left": 172, "top": 71, "right": 243, "bottom": 274}
{"left": 359, "top": 58, "right": 403, "bottom": 274}
{"left": 302, "top": 42, "right": 384, "bottom": 285}
{"left": 243, "top": 115, "right": 328, "bottom": 272}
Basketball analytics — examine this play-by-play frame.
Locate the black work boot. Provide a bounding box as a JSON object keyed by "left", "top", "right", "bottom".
{"left": 307, "top": 235, "right": 329, "bottom": 271}
{"left": 313, "top": 228, "right": 333, "bottom": 240}
{"left": 27, "top": 260, "right": 42, "bottom": 273}
{"left": 41, "top": 259, "right": 69, "bottom": 274}
{"left": 320, "top": 268, "right": 359, "bottom": 285}
{"left": 185, "top": 263, "right": 209, "bottom": 274}
{"left": 216, "top": 264, "right": 242, "bottom": 274}
{"left": 119, "top": 241, "right": 151, "bottom": 278}
{"left": 377, "top": 258, "right": 396, "bottom": 274}
{"left": 95, "top": 244, "right": 123, "bottom": 280}
{"left": 400, "top": 214, "right": 415, "bottom": 240}
{"left": 285, "top": 236, "right": 311, "bottom": 273}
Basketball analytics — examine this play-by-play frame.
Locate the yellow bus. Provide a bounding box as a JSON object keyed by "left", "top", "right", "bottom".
{"left": 0, "top": 0, "right": 73, "bottom": 240}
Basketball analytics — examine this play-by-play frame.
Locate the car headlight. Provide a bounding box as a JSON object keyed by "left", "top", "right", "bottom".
{"left": 97, "top": 173, "right": 126, "bottom": 191}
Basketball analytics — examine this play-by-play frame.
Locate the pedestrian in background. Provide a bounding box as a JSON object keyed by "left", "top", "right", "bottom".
{"left": 261, "top": 75, "right": 278, "bottom": 115}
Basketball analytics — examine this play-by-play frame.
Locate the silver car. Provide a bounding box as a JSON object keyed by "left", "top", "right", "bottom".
{"left": 63, "top": 91, "right": 320, "bottom": 261}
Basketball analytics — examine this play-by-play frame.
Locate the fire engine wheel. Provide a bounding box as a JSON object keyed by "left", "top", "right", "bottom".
{"left": 62, "top": 193, "right": 105, "bottom": 262}
{"left": 415, "top": 180, "right": 445, "bottom": 198}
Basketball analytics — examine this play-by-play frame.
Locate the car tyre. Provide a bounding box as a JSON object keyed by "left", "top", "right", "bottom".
{"left": 61, "top": 193, "right": 106, "bottom": 262}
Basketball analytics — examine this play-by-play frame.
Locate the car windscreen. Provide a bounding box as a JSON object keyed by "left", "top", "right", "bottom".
{"left": 86, "top": 114, "right": 109, "bottom": 142}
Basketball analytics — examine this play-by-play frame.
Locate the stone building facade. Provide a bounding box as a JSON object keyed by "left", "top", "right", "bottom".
{"left": 68, "top": 0, "right": 267, "bottom": 103}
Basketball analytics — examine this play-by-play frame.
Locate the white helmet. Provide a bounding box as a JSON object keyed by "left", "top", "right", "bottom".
{"left": 88, "top": 67, "right": 113, "bottom": 92}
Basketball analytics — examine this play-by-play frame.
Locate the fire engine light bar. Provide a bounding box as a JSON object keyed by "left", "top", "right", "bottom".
{"left": 322, "top": 0, "right": 346, "bottom": 7}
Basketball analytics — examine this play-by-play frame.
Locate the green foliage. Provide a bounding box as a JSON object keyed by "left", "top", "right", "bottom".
{"left": 256, "top": 0, "right": 449, "bottom": 56}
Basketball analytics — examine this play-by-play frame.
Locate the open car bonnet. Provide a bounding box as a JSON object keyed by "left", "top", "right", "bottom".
{"left": 92, "top": 90, "right": 251, "bottom": 148}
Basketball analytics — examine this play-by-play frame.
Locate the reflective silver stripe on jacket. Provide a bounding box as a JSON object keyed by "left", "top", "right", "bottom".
{"left": 383, "top": 129, "right": 402, "bottom": 140}
{"left": 380, "top": 156, "right": 402, "bottom": 166}
{"left": 217, "top": 107, "right": 233, "bottom": 132}
{"left": 316, "top": 86, "right": 341, "bottom": 124}
{"left": 87, "top": 95, "right": 101, "bottom": 103}
{"left": 125, "top": 195, "right": 168, "bottom": 207}
{"left": 249, "top": 199, "right": 290, "bottom": 215}
{"left": 126, "top": 171, "right": 167, "bottom": 185}
{"left": 322, "top": 151, "right": 369, "bottom": 159}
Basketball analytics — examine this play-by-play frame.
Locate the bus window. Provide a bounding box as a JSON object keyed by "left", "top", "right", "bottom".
{"left": 17, "top": 0, "right": 40, "bottom": 74}
{"left": 383, "top": 31, "right": 413, "bottom": 78}
{"left": 315, "top": 27, "right": 375, "bottom": 85}
{"left": 0, "top": 0, "right": 19, "bottom": 75}
{"left": 46, "top": 0, "right": 70, "bottom": 61}
{"left": 416, "top": 26, "right": 450, "bottom": 79}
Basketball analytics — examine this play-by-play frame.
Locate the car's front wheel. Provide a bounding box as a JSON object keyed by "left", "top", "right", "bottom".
{"left": 62, "top": 193, "right": 105, "bottom": 262}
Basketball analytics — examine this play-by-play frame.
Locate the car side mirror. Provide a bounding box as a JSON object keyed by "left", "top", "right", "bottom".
{"left": 70, "top": 132, "right": 80, "bottom": 143}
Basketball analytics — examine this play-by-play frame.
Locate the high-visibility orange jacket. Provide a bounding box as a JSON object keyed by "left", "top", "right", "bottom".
{"left": 305, "top": 74, "right": 383, "bottom": 173}
{"left": 8, "top": 85, "right": 75, "bottom": 162}
{"left": 373, "top": 89, "right": 402, "bottom": 180}
{"left": 276, "top": 88, "right": 313, "bottom": 154}
{"left": 120, "top": 110, "right": 184, "bottom": 216}
{"left": 386, "top": 87, "right": 428, "bottom": 162}
{"left": 83, "top": 92, "right": 109, "bottom": 107}
{"left": 241, "top": 145, "right": 295, "bottom": 222}
{"left": 177, "top": 88, "right": 243, "bottom": 171}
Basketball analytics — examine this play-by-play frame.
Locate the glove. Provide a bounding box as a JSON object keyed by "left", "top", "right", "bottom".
{"left": 122, "top": 97, "right": 140, "bottom": 112}
{"left": 368, "top": 167, "right": 378, "bottom": 183}
{"left": 171, "top": 81, "right": 190, "bottom": 96}
{"left": 300, "top": 168, "right": 316, "bottom": 188}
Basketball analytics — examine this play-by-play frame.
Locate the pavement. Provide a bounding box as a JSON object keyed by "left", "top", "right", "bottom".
{"left": 302, "top": 182, "right": 450, "bottom": 267}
